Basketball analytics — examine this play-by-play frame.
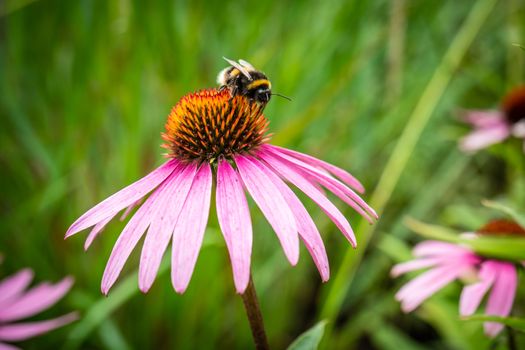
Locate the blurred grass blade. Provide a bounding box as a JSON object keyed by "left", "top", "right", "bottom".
{"left": 462, "top": 315, "right": 525, "bottom": 333}
{"left": 481, "top": 199, "right": 525, "bottom": 227}
{"left": 287, "top": 321, "right": 328, "bottom": 350}
{"left": 386, "top": 0, "right": 406, "bottom": 104}
{"left": 320, "top": 0, "right": 498, "bottom": 326}
{"left": 512, "top": 43, "right": 525, "bottom": 50}
{"left": 404, "top": 217, "right": 461, "bottom": 242}
{"left": 97, "top": 319, "right": 132, "bottom": 350}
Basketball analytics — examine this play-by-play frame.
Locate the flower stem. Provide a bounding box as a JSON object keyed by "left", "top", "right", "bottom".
{"left": 507, "top": 326, "right": 517, "bottom": 350}
{"left": 241, "top": 275, "right": 269, "bottom": 350}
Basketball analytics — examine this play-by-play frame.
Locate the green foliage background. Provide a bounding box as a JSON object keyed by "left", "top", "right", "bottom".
{"left": 1, "top": 0, "right": 524, "bottom": 349}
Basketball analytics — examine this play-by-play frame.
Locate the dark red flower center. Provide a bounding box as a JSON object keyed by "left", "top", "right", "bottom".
{"left": 162, "top": 89, "right": 270, "bottom": 163}
{"left": 476, "top": 219, "right": 525, "bottom": 237}
{"left": 502, "top": 86, "right": 525, "bottom": 125}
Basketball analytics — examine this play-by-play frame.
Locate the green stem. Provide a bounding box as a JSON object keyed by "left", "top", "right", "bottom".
{"left": 507, "top": 325, "right": 517, "bottom": 350}
{"left": 506, "top": 0, "right": 523, "bottom": 87}
{"left": 319, "top": 0, "right": 498, "bottom": 338}
{"left": 241, "top": 275, "right": 269, "bottom": 350}
{"left": 386, "top": 0, "right": 406, "bottom": 104}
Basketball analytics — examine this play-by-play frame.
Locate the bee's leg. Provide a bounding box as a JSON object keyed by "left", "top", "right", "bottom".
{"left": 218, "top": 85, "right": 226, "bottom": 92}
{"left": 228, "top": 86, "right": 237, "bottom": 101}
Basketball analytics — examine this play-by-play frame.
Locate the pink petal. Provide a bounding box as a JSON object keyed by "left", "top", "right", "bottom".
{"left": 0, "top": 269, "right": 34, "bottom": 308}
{"left": 459, "top": 123, "right": 511, "bottom": 153}
{"left": 120, "top": 199, "right": 144, "bottom": 221}
{"left": 298, "top": 169, "right": 375, "bottom": 224}
{"left": 0, "top": 312, "right": 78, "bottom": 342}
{"left": 396, "top": 264, "right": 466, "bottom": 312}
{"left": 461, "top": 110, "right": 504, "bottom": 128}
{"left": 138, "top": 164, "right": 198, "bottom": 293}
{"left": 413, "top": 241, "right": 473, "bottom": 258}
{"left": 236, "top": 156, "right": 299, "bottom": 265}
{"left": 484, "top": 262, "right": 518, "bottom": 337}
{"left": 257, "top": 160, "right": 329, "bottom": 281}
{"left": 216, "top": 159, "right": 253, "bottom": 293}
{"left": 0, "top": 277, "right": 73, "bottom": 323}
{"left": 390, "top": 258, "right": 443, "bottom": 278}
{"left": 459, "top": 260, "right": 497, "bottom": 316}
{"left": 512, "top": 120, "right": 525, "bottom": 138}
{"left": 66, "top": 160, "right": 178, "bottom": 238}
{"left": 171, "top": 164, "right": 213, "bottom": 293}
{"left": 84, "top": 215, "right": 114, "bottom": 251}
{"left": 263, "top": 145, "right": 377, "bottom": 220}
{"left": 0, "top": 342, "right": 20, "bottom": 350}
{"left": 84, "top": 198, "right": 145, "bottom": 250}
{"left": 267, "top": 145, "right": 365, "bottom": 193}
{"left": 101, "top": 169, "right": 180, "bottom": 295}
{"left": 259, "top": 151, "right": 356, "bottom": 246}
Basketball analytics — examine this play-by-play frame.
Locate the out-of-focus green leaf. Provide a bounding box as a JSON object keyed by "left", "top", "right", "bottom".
{"left": 404, "top": 217, "right": 461, "bottom": 243}
{"left": 287, "top": 321, "right": 328, "bottom": 350}
{"left": 481, "top": 200, "right": 525, "bottom": 228}
{"left": 463, "top": 235, "right": 525, "bottom": 261}
{"left": 512, "top": 43, "right": 525, "bottom": 51}
{"left": 462, "top": 315, "right": 525, "bottom": 333}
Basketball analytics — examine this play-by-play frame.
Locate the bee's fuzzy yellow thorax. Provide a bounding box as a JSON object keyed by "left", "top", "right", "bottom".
{"left": 247, "top": 79, "right": 271, "bottom": 90}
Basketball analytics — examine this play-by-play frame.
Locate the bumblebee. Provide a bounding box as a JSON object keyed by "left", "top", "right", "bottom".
{"left": 217, "top": 57, "right": 273, "bottom": 104}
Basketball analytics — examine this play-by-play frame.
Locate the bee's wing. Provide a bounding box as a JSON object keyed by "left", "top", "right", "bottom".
{"left": 238, "top": 59, "right": 255, "bottom": 70}
{"left": 223, "top": 57, "right": 252, "bottom": 80}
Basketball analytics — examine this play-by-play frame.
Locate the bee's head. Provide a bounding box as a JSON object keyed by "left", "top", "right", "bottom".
{"left": 254, "top": 87, "right": 271, "bottom": 104}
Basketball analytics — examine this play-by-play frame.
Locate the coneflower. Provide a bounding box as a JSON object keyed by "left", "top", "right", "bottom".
{"left": 66, "top": 88, "right": 376, "bottom": 349}
{"left": 392, "top": 219, "right": 524, "bottom": 337}
{"left": 460, "top": 86, "right": 525, "bottom": 152}
{"left": 0, "top": 268, "right": 77, "bottom": 349}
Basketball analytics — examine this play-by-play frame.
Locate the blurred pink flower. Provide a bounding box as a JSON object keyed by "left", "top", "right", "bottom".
{"left": 66, "top": 89, "right": 377, "bottom": 295}
{"left": 0, "top": 269, "right": 77, "bottom": 349}
{"left": 392, "top": 237, "right": 519, "bottom": 337}
{"left": 460, "top": 86, "right": 525, "bottom": 152}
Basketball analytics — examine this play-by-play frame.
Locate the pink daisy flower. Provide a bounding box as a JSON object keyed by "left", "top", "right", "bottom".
{"left": 0, "top": 269, "right": 77, "bottom": 349}
{"left": 391, "top": 220, "right": 524, "bottom": 337}
{"left": 65, "top": 88, "right": 377, "bottom": 295}
{"left": 460, "top": 86, "right": 525, "bottom": 152}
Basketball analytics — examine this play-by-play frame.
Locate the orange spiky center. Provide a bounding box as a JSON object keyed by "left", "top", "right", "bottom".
{"left": 162, "top": 89, "right": 270, "bottom": 163}
{"left": 476, "top": 219, "right": 525, "bottom": 237}
{"left": 502, "top": 86, "right": 525, "bottom": 125}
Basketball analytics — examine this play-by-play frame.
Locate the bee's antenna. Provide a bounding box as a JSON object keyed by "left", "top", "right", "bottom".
{"left": 271, "top": 93, "right": 292, "bottom": 101}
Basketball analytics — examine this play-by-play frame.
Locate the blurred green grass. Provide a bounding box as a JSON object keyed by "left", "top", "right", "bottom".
{"left": 0, "top": 0, "right": 524, "bottom": 349}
